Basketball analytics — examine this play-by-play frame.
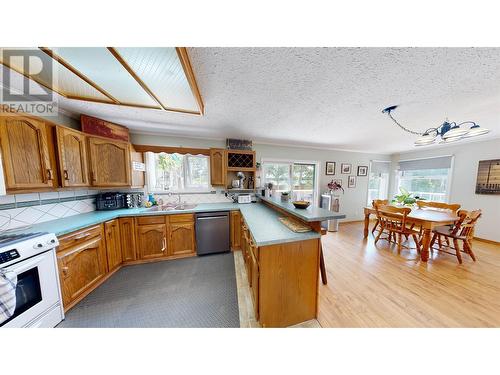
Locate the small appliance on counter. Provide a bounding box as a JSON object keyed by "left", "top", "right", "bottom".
{"left": 237, "top": 194, "right": 252, "bottom": 204}
{"left": 96, "top": 192, "right": 126, "bottom": 210}
{"left": 126, "top": 193, "right": 143, "bottom": 208}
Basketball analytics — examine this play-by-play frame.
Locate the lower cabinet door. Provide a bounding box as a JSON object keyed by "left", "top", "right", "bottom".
{"left": 169, "top": 222, "right": 196, "bottom": 256}
{"left": 119, "top": 217, "right": 137, "bottom": 262}
{"left": 57, "top": 236, "right": 107, "bottom": 309}
{"left": 137, "top": 224, "right": 167, "bottom": 260}
{"left": 250, "top": 251, "right": 259, "bottom": 320}
{"left": 230, "top": 211, "right": 241, "bottom": 250}
{"left": 105, "top": 219, "right": 122, "bottom": 272}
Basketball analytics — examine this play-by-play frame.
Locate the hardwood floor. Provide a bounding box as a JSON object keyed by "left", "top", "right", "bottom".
{"left": 318, "top": 221, "right": 500, "bottom": 327}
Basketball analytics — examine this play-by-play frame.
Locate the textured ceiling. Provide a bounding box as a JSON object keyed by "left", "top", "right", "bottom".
{"left": 5, "top": 48, "right": 500, "bottom": 154}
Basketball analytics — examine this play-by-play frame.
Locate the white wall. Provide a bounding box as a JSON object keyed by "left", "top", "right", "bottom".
{"left": 391, "top": 138, "right": 500, "bottom": 242}
{"left": 131, "top": 133, "right": 390, "bottom": 221}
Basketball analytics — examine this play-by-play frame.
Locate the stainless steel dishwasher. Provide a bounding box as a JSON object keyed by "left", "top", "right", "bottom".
{"left": 195, "top": 211, "right": 230, "bottom": 255}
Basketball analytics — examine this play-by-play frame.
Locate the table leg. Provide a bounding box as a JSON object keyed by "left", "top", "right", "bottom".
{"left": 420, "top": 228, "right": 431, "bottom": 262}
{"left": 363, "top": 212, "right": 370, "bottom": 238}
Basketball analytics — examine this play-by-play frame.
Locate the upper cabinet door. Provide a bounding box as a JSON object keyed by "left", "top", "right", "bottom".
{"left": 87, "top": 136, "right": 131, "bottom": 187}
{"left": 56, "top": 126, "right": 89, "bottom": 187}
{"left": 210, "top": 148, "right": 226, "bottom": 186}
{"left": 0, "top": 116, "right": 55, "bottom": 190}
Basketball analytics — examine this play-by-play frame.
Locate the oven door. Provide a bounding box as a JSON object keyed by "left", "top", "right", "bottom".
{"left": 1, "top": 250, "right": 61, "bottom": 328}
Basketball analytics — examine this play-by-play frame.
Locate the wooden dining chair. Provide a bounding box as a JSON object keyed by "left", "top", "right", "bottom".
{"left": 416, "top": 200, "right": 461, "bottom": 213}
{"left": 371, "top": 199, "right": 389, "bottom": 236}
{"left": 414, "top": 201, "right": 462, "bottom": 243}
{"left": 374, "top": 205, "right": 421, "bottom": 254}
{"left": 430, "top": 209, "right": 481, "bottom": 264}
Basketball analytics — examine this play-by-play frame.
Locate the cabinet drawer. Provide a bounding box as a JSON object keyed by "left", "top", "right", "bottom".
{"left": 169, "top": 213, "right": 194, "bottom": 223}
{"left": 136, "top": 216, "right": 166, "bottom": 225}
{"left": 58, "top": 224, "right": 102, "bottom": 252}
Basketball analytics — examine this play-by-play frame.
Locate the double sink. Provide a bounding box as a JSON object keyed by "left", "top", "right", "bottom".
{"left": 147, "top": 203, "right": 198, "bottom": 212}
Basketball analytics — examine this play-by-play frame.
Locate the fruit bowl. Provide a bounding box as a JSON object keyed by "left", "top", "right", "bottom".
{"left": 292, "top": 200, "right": 310, "bottom": 209}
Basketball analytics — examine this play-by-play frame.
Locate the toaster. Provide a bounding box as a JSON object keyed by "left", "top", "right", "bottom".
{"left": 237, "top": 194, "right": 252, "bottom": 204}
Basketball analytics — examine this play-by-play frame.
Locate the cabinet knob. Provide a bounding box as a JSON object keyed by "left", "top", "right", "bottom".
{"left": 63, "top": 170, "right": 69, "bottom": 180}
{"left": 46, "top": 169, "right": 53, "bottom": 180}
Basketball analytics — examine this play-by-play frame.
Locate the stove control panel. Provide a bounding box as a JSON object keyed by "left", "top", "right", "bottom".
{"left": 0, "top": 249, "right": 20, "bottom": 265}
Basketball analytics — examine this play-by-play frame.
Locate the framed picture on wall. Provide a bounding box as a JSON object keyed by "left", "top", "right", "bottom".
{"left": 341, "top": 163, "right": 352, "bottom": 174}
{"left": 325, "top": 161, "right": 336, "bottom": 175}
{"left": 348, "top": 175, "right": 356, "bottom": 188}
{"left": 357, "top": 165, "right": 368, "bottom": 176}
{"left": 475, "top": 159, "right": 500, "bottom": 194}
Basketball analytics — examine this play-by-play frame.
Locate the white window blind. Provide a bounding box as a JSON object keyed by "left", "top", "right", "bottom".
{"left": 370, "top": 160, "right": 391, "bottom": 174}
{"left": 398, "top": 155, "right": 453, "bottom": 171}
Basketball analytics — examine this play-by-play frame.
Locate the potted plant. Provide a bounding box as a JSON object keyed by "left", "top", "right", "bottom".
{"left": 392, "top": 187, "right": 424, "bottom": 206}
{"left": 327, "top": 180, "right": 344, "bottom": 195}
{"left": 281, "top": 191, "right": 290, "bottom": 202}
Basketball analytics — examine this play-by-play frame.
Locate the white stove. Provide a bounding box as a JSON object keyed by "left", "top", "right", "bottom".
{"left": 0, "top": 232, "right": 64, "bottom": 328}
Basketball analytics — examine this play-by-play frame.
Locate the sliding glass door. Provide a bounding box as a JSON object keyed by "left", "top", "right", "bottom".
{"left": 262, "top": 161, "right": 317, "bottom": 204}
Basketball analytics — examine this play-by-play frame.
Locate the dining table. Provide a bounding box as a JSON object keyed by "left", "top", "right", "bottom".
{"left": 363, "top": 206, "right": 459, "bottom": 262}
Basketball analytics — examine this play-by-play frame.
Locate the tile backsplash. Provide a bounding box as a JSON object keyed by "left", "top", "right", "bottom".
{"left": 0, "top": 188, "right": 233, "bottom": 232}
{"left": 0, "top": 190, "right": 98, "bottom": 232}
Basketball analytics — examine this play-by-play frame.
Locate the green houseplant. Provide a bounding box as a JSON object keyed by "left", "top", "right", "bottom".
{"left": 392, "top": 187, "right": 424, "bottom": 206}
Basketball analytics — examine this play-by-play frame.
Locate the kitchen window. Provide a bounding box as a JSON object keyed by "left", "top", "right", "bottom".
{"left": 145, "top": 152, "right": 210, "bottom": 192}
{"left": 261, "top": 160, "right": 318, "bottom": 204}
{"left": 395, "top": 155, "right": 454, "bottom": 202}
{"left": 367, "top": 160, "right": 390, "bottom": 205}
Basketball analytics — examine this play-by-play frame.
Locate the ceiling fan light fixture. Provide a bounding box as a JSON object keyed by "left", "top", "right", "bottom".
{"left": 463, "top": 124, "right": 490, "bottom": 137}
{"left": 414, "top": 131, "right": 437, "bottom": 146}
{"left": 441, "top": 135, "right": 463, "bottom": 144}
{"left": 442, "top": 124, "right": 469, "bottom": 139}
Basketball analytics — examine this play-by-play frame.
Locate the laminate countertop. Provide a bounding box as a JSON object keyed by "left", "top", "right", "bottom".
{"left": 6, "top": 201, "right": 339, "bottom": 246}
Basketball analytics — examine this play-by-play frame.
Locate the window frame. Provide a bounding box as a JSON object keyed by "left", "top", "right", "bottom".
{"left": 145, "top": 151, "right": 211, "bottom": 194}
{"left": 394, "top": 156, "right": 454, "bottom": 203}
{"left": 260, "top": 158, "right": 320, "bottom": 206}
{"left": 366, "top": 160, "right": 391, "bottom": 205}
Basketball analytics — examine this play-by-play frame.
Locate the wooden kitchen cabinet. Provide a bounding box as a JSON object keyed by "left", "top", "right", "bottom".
{"left": 210, "top": 148, "right": 227, "bottom": 186}
{"left": 250, "top": 247, "right": 259, "bottom": 320}
{"left": 169, "top": 221, "right": 196, "bottom": 256}
{"left": 87, "top": 136, "right": 131, "bottom": 187}
{"left": 104, "top": 219, "right": 122, "bottom": 272}
{"left": 55, "top": 126, "right": 89, "bottom": 187}
{"left": 136, "top": 223, "right": 168, "bottom": 260}
{"left": 119, "top": 217, "right": 137, "bottom": 262}
{"left": 230, "top": 211, "right": 241, "bottom": 250}
{"left": 57, "top": 228, "right": 108, "bottom": 311}
{"left": 0, "top": 116, "right": 57, "bottom": 190}
{"left": 130, "top": 145, "right": 145, "bottom": 188}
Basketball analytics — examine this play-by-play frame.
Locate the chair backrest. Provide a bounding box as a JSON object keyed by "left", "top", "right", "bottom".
{"left": 457, "top": 209, "right": 482, "bottom": 239}
{"left": 372, "top": 199, "right": 389, "bottom": 208}
{"left": 374, "top": 204, "right": 412, "bottom": 230}
{"left": 416, "top": 200, "right": 461, "bottom": 213}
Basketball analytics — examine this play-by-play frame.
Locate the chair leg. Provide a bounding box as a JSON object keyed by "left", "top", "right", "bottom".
{"left": 453, "top": 238, "right": 463, "bottom": 264}
{"left": 374, "top": 228, "right": 383, "bottom": 244}
{"left": 319, "top": 243, "right": 327, "bottom": 285}
{"left": 464, "top": 239, "right": 477, "bottom": 261}
{"left": 437, "top": 235, "right": 443, "bottom": 249}
{"left": 430, "top": 232, "right": 438, "bottom": 248}
{"left": 397, "top": 232, "right": 402, "bottom": 254}
{"left": 412, "top": 234, "right": 421, "bottom": 254}
{"left": 371, "top": 219, "right": 379, "bottom": 235}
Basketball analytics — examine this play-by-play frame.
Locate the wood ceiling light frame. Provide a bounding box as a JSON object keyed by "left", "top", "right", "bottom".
{"left": 0, "top": 47, "right": 204, "bottom": 115}
{"left": 107, "top": 47, "right": 203, "bottom": 116}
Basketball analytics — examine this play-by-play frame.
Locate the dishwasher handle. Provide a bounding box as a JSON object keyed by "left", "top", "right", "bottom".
{"left": 197, "top": 216, "right": 228, "bottom": 221}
